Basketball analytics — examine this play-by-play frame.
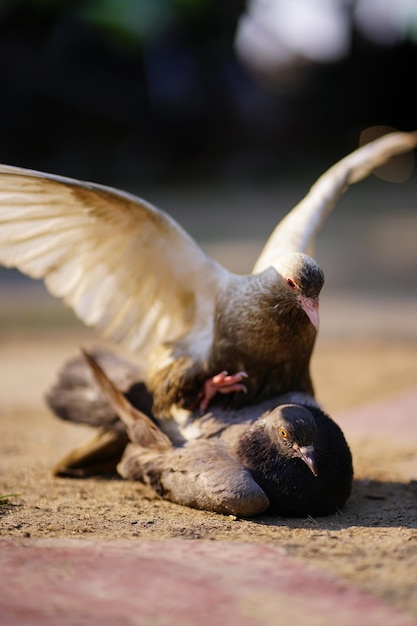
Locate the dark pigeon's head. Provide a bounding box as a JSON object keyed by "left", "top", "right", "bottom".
{"left": 240, "top": 403, "right": 319, "bottom": 476}
{"left": 268, "top": 403, "right": 318, "bottom": 475}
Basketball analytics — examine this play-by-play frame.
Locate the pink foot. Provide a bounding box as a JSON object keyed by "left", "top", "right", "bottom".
{"left": 197, "top": 371, "right": 248, "bottom": 411}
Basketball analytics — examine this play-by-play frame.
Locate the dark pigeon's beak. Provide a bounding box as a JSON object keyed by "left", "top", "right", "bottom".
{"left": 293, "top": 443, "right": 318, "bottom": 476}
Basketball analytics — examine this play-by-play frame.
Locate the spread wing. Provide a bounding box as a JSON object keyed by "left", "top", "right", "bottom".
{"left": 253, "top": 130, "right": 417, "bottom": 273}
{"left": 0, "top": 164, "right": 228, "bottom": 355}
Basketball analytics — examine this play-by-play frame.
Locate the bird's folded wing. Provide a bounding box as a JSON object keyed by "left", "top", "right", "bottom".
{"left": 253, "top": 130, "right": 417, "bottom": 272}
{"left": 0, "top": 165, "right": 227, "bottom": 354}
{"left": 119, "top": 440, "right": 270, "bottom": 516}
{"left": 45, "top": 348, "right": 152, "bottom": 431}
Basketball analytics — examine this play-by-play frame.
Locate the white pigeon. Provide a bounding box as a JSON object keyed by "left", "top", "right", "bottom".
{"left": 0, "top": 130, "right": 416, "bottom": 417}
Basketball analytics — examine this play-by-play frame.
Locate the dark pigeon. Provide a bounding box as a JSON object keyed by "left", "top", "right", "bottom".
{"left": 48, "top": 349, "right": 353, "bottom": 518}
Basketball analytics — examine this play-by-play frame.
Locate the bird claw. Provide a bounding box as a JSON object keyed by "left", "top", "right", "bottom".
{"left": 198, "top": 371, "right": 248, "bottom": 412}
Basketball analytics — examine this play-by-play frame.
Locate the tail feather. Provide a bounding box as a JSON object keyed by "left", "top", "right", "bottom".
{"left": 82, "top": 349, "right": 171, "bottom": 450}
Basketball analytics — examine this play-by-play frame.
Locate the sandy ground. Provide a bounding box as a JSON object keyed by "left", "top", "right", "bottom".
{"left": 1, "top": 330, "right": 417, "bottom": 620}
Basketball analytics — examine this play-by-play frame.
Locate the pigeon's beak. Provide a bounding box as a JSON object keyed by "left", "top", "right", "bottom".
{"left": 297, "top": 295, "right": 319, "bottom": 330}
{"left": 293, "top": 443, "right": 318, "bottom": 476}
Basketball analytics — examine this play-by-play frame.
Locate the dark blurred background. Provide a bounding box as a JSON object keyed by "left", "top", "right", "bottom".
{"left": 0, "top": 0, "right": 416, "bottom": 187}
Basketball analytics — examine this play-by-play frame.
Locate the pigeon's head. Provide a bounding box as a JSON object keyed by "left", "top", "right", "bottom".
{"left": 275, "top": 252, "right": 324, "bottom": 329}
{"left": 258, "top": 403, "right": 318, "bottom": 476}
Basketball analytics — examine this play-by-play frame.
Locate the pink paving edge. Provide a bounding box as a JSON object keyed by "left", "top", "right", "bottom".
{"left": 334, "top": 388, "right": 417, "bottom": 442}
{"left": 0, "top": 538, "right": 416, "bottom": 626}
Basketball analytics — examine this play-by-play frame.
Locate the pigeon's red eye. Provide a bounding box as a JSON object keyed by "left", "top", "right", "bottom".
{"left": 287, "top": 278, "right": 296, "bottom": 288}
{"left": 279, "top": 427, "right": 287, "bottom": 439}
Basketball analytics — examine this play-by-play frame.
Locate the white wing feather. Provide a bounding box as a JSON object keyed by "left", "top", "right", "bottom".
{"left": 0, "top": 165, "right": 228, "bottom": 356}
{"left": 253, "top": 130, "right": 417, "bottom": 273}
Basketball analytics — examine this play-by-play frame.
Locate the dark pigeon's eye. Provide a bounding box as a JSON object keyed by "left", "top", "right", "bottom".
{"left": 287, "top": 278, "right": 296, "bottom": 288}
{"left": 279, "top": 427, "right": 287, "bottom": 439}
